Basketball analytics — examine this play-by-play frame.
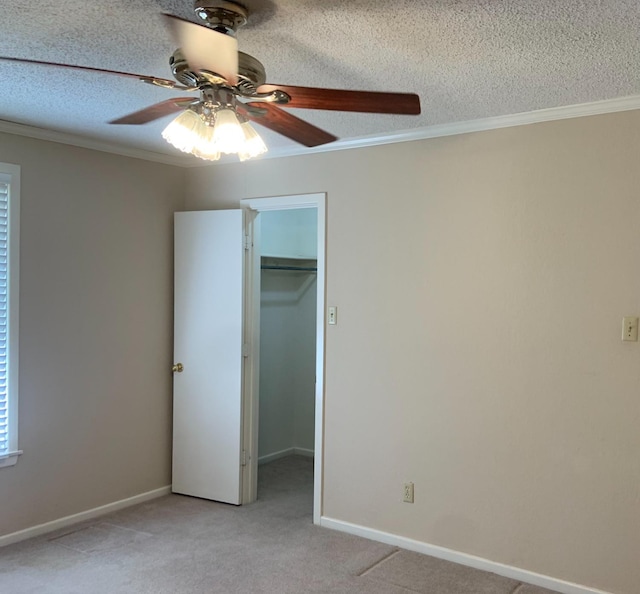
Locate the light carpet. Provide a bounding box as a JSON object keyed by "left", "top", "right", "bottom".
{"left": 0, "top": 456, "right": 559, "bottom": 593}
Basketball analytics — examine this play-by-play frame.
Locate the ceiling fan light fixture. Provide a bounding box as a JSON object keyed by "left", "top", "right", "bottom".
{"left": 161, "top": 108, "right": 203, "bottom": 153}
{"left": 192, "top": 124, "right": 221, "bottom": 161}
{"left": 238, "top": 120, "right": 267, "bottom": 161}
{"left": 162, "top": 106, "right": 267, "bottom": 162}
{"left": 211, "top": 108, "right": 247, "bottom": 154}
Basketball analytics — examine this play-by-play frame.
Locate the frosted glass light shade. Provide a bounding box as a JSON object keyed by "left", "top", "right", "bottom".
{"left": 162, "top": 106, "right": 267, "bottom": 162}
{"left": 161, "top": 109, "right": 203, "bottom": 153}
{"left": 192, "top": 124, "right": 221, "bottom": 161}
{"left": 212, "top": 109, "right": 246, "bottom": 154}
{"left": 238, "top": 121, "right": 267, "bottom": 161}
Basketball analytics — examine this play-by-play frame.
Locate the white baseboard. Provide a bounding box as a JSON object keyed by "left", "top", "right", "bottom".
{"left": 320, "top": 517, "right": 613, "bottom": 594}
{"left": 0, "top": 485, "right": 171, "bottom": 548}
{"left": 293, "top": 447, "right": 314, "bottom": 458}
{"left": 259, "top": 447, "right": 315, "bottom": 465}
{"left": 259, "top": 447, "right": 295, "bottom": 464}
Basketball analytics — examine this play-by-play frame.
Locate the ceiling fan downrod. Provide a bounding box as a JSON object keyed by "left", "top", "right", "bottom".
{"left": 193, "top": 0, "right": 248, "bottom": 36}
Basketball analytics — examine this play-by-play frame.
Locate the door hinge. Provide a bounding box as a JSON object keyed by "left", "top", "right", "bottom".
{"left": 242, "top": 343, "right": 250, "bottom": 358}
{"left": 241, "top": 450, "right": 248, "bottom": 466}
{"left": 244, "top": 235, "right": 251, "bottom": 250}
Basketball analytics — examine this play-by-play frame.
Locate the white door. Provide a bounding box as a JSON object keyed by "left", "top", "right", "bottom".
{"left": 172, "top": 210, "right": 244, "bottom": 504}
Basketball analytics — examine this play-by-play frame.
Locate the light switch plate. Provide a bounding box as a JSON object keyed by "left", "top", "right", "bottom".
{"left": 622, "top": 316, "right": 638, "bottom": 341}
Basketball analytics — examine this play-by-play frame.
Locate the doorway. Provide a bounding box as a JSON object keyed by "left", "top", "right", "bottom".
{"left": 256, "top": 209, "right": 317, "bottom": 508}
{"left": 241, "top": 194, "right": 326, "bottom": 524}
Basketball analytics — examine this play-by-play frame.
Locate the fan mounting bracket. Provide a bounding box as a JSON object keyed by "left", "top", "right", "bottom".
{"left": 194, "top": 1, "right": 248, "bottom": 35}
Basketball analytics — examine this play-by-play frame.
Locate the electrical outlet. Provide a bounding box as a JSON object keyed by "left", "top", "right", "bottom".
{"left": 403, "top": 482, "right": 414, "bottom": 503}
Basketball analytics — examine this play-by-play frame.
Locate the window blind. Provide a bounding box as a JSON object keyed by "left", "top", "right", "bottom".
{"left": 0, "top": 182, "right": 8, "bottom": 457}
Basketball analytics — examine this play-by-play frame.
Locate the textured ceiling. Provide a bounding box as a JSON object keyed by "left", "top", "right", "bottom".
{"left": 0, "top": 0, "right": 639, "bottom": 164}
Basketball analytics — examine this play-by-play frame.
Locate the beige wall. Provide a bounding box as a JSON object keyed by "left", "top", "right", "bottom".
{"left": 185, "top": 111, "right": 640, "bottom": 594}
{"left": 258, "top": 210, "right": 317, "bottom": 459}
{"left": 0, "top": 134, "right": 185, "bottom": 537}
{"left": 259, "top": 272, "right": 317, "bottom": 458}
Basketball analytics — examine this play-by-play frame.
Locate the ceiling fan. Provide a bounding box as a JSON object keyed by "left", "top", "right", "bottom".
{"left": 0, "top": 0, "right": 421, "bottom": 161}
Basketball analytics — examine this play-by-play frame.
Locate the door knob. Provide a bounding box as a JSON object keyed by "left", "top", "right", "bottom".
{"left": 172, "top": 363, "right": 184, "bottom": 373}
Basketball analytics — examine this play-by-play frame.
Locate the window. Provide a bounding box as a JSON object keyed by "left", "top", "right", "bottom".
{"left": 0, "top": 163, "right": 20, "bottom": 468}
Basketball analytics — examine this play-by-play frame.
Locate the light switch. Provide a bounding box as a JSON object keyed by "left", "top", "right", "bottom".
{"left": 328, "top": 306, "right": 337, "bottom": 325}
{"left": 622, "top": 316, "right": 638, "bottom": 341}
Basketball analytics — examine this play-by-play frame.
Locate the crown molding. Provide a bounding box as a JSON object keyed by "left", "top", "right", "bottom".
{"left": 233, "top": 92, "right": 640, "bottom": 164}
{"left": 2, "top": 93, "right": 640, "bottom": 168}
{"left": 0, "top": 120, "right": 192, "bottom": 167}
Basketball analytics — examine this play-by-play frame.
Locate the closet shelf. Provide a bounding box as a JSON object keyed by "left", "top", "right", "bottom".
{"left": 261, "top": 256, "right": 317, "bottom": 273}
{"left": 260, "top": 253, "right": 316, "bottom": 260}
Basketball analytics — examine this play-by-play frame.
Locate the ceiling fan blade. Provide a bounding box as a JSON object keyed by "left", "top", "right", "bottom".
{"left": 243, "top": 102, "right": 337, "bottom": 147}
{"left": 163, "top": 14, "right": 238, "bottom": 85}
{"left": 109, "top": 98, "right": 195, "bottom": 125}
{"left": 0, "top": 55, "right": 180, "bottom": 88}
{"left": 257, "top": 85, "right": 421, "bottom": 115}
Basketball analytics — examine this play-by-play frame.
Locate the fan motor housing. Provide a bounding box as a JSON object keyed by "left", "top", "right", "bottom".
{"left": 194, "top": 1, "right": 248, "bottom": 35}
{"left": 170, "top": 49, "right": 266, "bottom": 91}
{"left": 237, "top": 51, "right": 266, "bottom": 91}
{"left": 169, "top": 49, "right": 201, "bottom": 87}
{"left": 172, "top": 1, "right": 261, "bottom": 89}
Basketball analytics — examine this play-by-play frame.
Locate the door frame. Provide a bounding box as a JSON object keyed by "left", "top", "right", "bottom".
{"left": 240, "top": 193, "right": 326, "bottom": 524}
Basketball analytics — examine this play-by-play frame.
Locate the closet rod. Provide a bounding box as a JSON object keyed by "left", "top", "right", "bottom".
{"left": 261, "top": 265, "right": 317, "bottom": 272}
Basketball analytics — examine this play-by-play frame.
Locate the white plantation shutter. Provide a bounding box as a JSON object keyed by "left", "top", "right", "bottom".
{"left": 0, "top": 164, "right": 20, "bottom": 468}
{"left": 0, "top": 182, "right": 9, "bottom": 458}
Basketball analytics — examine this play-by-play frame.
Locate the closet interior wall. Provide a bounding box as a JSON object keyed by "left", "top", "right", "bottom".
{"left": 258, "top": 209, "right": 317, "bottom": 463}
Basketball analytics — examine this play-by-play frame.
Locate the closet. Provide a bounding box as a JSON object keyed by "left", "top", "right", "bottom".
{"left": 257, "top": 209, "right": 317, "bottom": 473}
